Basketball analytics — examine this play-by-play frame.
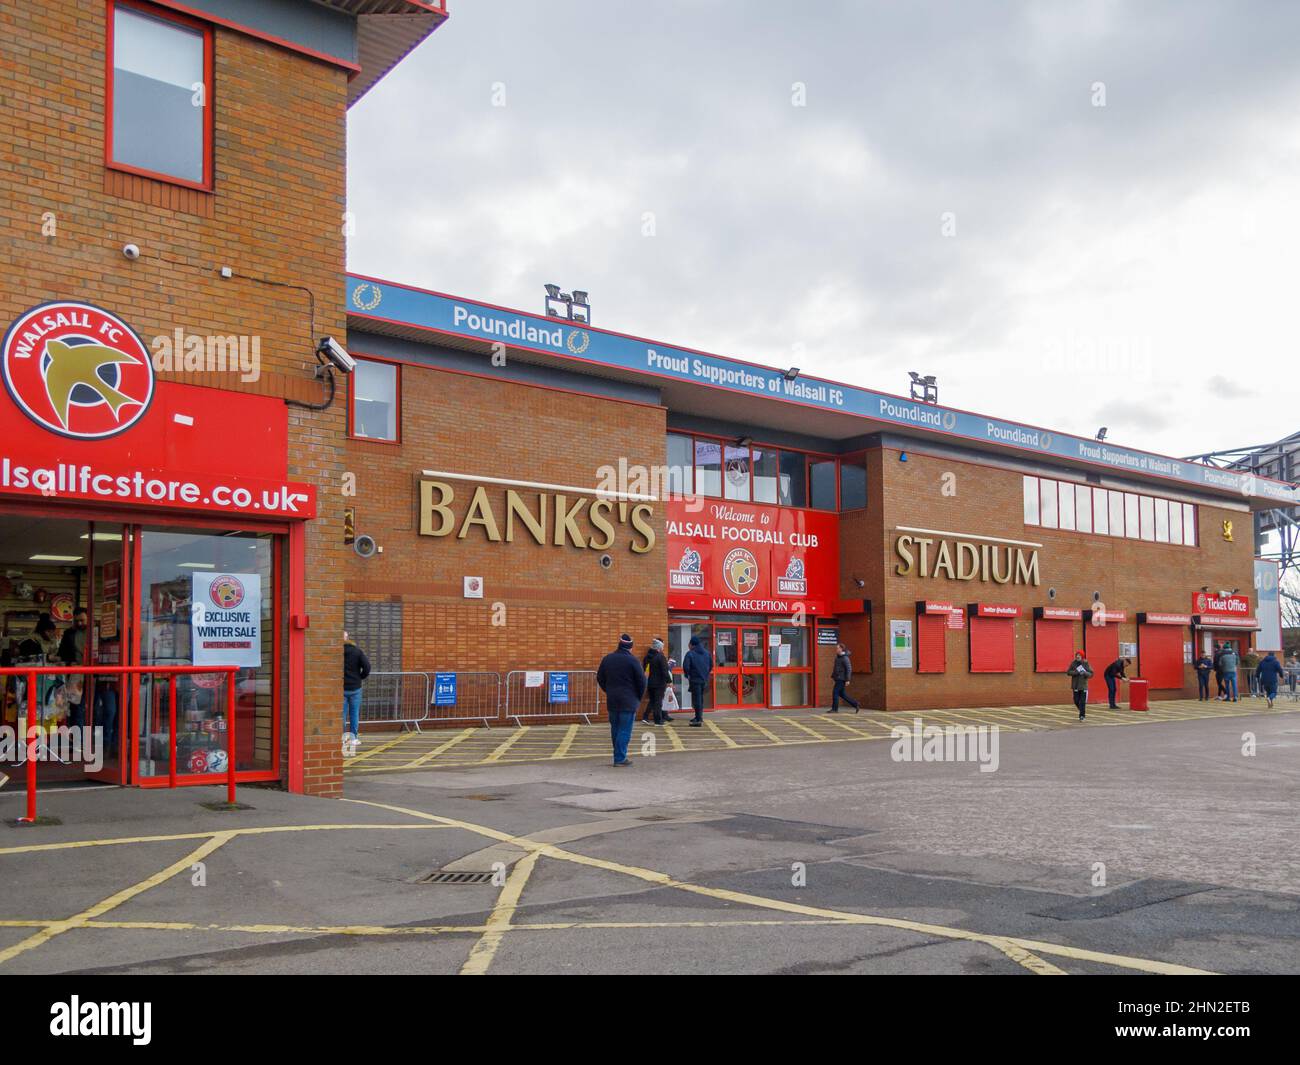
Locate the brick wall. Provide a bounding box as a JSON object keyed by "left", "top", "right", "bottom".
{"left": 0, "top": 1, "right": 350, "bottom": 794}
{"left": 872, "top": 445, "right": 1255, "bottom": 710}
{"left": 343, "top": 363, "right": 668, "bottom": 722}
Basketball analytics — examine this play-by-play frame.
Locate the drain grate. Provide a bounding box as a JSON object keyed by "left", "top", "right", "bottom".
{"left": 461, "top": 793, "right": 506, "bottom": 801}
{"left": 416, "top": 870, "right": 497, "bottom": 885}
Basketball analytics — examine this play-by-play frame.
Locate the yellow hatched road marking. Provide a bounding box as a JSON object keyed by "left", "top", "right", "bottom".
{"left": 460, "top": 849, "right": 540, "bottom": 975}
{"left": 664, "top": 723, "right": 686, "bottom": 751}
{"left": 344, "top": 731, "right": 418, "bottom": 766}
{"left": 407, "top": 728, "right": 477, "bottom": 768}
{"left": 482, "top": 727, "right": 529, "bottom": 763}
{"left": 817, "top": 713, "right": 874, "bottom": 737}
{"left": 739, "top": 717, "right": 784, "bottom": 745}
{"left": 551, "top": 724, "right": 580, "bottom": 759}
{"left": 777, "top": 715, "right": 833, "bottom": 740}
{"left": 705, "top": 720, "right": 740, "bottom": 748}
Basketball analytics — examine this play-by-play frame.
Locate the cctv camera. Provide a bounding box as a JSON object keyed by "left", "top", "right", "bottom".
{"left": 317, "top": 336, "right": 356, "bottom": 374}
{"left": 122, "top": 243, "right": 140, "bottom": 260}
{"left": 600, "top": 554, "right": 613, "bottom": 569}
{"left": 354, "top": 535, "right": 377, "bottom": 559}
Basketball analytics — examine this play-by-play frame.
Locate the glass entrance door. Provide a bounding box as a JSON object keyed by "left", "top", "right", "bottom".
{"left": 85, "top": 521, "right": 129, "bottom": 783}
{"left": 716, "top": 625, "right": 766, "bottom": 707}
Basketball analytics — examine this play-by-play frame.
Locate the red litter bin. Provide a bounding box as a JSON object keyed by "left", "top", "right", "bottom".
{"left": 1128, "top": 679, "right": 1149, "bottom": 712}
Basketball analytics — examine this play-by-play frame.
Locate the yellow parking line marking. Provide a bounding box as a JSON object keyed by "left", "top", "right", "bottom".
{"left": 0, "top": 832, "right": 235, "bottom": 967}
{"left": 740, "top": 717, "right": 784, "bottom": 745}
{"left": 460, "top": 849, "right": 540, "bottom": 975}
{"left": 345, "top": 731, "right": 419, "bottom": 766}
{"left": 664, "top": 723, "right": 685, "bottom": 751}
{"left": 482, "top": 727, "right": 529, "bottom": 763}
{"left": 345, "top": 798, "right": 1214, "bottom": 976}
{"left": 407, "top": 729, "right": 478, "bottom": 768}
{"left": 817, "top": 714, "right": 873, "bottom": 736}
{"left": 551, "top": 724, "right": 580, "bottom": 759}
{"left": 705, "top": 720, "right": 740, "bottom": 748}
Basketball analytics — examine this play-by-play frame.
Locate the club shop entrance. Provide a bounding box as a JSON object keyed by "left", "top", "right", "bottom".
{"left": 0, "top": 507, "right": 283, "bottom": 790}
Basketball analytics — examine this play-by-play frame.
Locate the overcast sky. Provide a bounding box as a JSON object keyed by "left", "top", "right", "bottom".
{"left": 346, "top": 0, "right": 1300, "bottom": 464}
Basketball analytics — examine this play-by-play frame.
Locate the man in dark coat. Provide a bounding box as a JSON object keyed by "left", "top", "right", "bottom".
{"left": 343, "top": 630, "right": 371, "bottom": 748}
{"left": 1255, "top": 650, "right": 1283, "bottom": 708}
{"left": 828, "top": 644, "right": 860, "bottom": 713}
{"left": 1194, "top": 651, "right": 1214, "bottom": 701}
{"left": 1066, "top": 650, "right": 1093, "bottom": 720}
{"left": 597, "top": 633, "right": 646, "bottom": 766}
{"left": 1102, "top": 657, "right": 1130, "bottom": 709}
{"left": 682, "top": 635, "right": 713, "bottom": 727}
{"left": 641, "top": 637, "right": 672, "bottom": 725}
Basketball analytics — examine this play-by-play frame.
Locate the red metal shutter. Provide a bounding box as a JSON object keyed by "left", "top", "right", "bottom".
{"left": 1034, "top": 618, "right": 1076, "bottom": 673}
{"left": 1139, "top": 623, "right": 1184, "bottom": 689}
{"left": 1084, "top": 623, "right": 1119, "bottom": 702}
{"left": 970, "top": 617, "right": 1015, "bottom": 673}
{"left": 916, "top": 612, "right": 946, "bottom": 673}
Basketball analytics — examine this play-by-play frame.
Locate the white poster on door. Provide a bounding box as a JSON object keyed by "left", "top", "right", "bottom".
{"left": 192, "top": 573, "right": 262, "bottom": 668}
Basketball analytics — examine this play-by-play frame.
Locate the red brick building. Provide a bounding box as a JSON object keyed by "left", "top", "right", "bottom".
{"left": 342, "top": 276, "right": 1293, "bottom": 721}
{"left": 0, "top": 0, "right": 447, "bottom": 797}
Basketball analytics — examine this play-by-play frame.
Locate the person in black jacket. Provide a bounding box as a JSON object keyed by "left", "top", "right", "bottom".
{"left": 1194, "top": 652, "right": 1214, "bottom": 701}
{"left": 828, "top": 644, "right": 860, "bottom": 713}
{"left": 1102, "top": 657, "right": 1130, "bottom": 709}
{"left": 641, "top": 637, "right": 672, "bottom": 725}
{"left": 343, "top": 631, "right": 371, "bottom": 747}
{"left": 597, "top": 633, "right": 646, "bottom": 766}
{"left": 682, "top": 635, "right": 713, "bottom": 727}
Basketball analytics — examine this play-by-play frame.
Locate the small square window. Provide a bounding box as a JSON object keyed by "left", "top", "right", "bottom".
{"left": 352, "top": 359, "right": 399, "bottom": 441}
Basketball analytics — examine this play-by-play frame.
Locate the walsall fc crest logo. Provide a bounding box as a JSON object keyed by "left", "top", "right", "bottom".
{"left": 722, "top": 547, "right": 759, "bottom": 597}
{"left": 209, "top": 575, "right": 245, "bottom": 610}
{"left": 2, "top": 301, "right": 154, "bottom": 439}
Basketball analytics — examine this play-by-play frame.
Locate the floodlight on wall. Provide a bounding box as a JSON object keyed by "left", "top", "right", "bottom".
{"left": 908, "top": 371, "right": 938, "bottom": 404}
{"left": 544, "top": 284, "right": 591, "bottom": 323}
{"left": 1096, "top": 427, "right": 1108, "bottom": 441}
{"left": 783, "top": 367, "right": 800, "bottom": 381}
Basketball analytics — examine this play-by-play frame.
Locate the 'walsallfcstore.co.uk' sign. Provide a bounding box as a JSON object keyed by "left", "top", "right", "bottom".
{"left": 347, "top": 276, "right": 1300, "bottom": 507}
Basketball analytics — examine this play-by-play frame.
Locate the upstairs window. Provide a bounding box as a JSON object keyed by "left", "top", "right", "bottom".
{"left": 351, "top": 359, "right": 399, "bottom": 442}
{"left": 109, "top": 1, "right": 213, "bottom": 189}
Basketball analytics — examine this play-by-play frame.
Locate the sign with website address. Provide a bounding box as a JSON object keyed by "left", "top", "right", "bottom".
{"left": 349, "top": 275, "right": 1298, "bottom": 506}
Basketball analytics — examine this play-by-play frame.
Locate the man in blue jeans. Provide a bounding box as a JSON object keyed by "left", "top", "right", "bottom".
{"left": 343, "top": 630, "right": 371, "bottom": 748}
{"left": 1218, "top": 645, "right": 1239, "bottom": 702}
{"left": 597, "top": 633, "right": 646, "bottom": 766}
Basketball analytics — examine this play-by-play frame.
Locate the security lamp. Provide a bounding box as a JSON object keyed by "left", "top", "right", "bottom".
{"left": 572, "top": 290, "right": 589, "bottom": 305}
{"left": 909, "top": 371, "right": 922, "bottom": 383}
{"left": 1096, "top": 427, "right": 1108, "bottom": 441}
{"left": 909, "top": 372, "right": 938, "bottom": 404}
{"left": 544, "top": 284, "right": 561, "bottom": 298}
{"left": 783, "top": 367, "right": 800, "bottom": 381}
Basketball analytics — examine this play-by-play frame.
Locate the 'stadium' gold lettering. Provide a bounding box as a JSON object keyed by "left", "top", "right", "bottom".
{"left": 554, "top": 494, "right": 588, "bottom": 547}
{"left": 1015, "top": 549, "right": 1040, "bottom": 586}
{"left": 979, "top": 542, "right": 990, "bottom": 581}
{"left": 894, "top": 535, "right": 914, "bottom": 575}
{"left": 419, "top": 480, "right": 455, "bottom": 536}
{"left": 458, "top": 486, "right": 502, "bottom": 541}
{"left": 915, "top": 537, "right": 933, "bottom": 577}
{"left": 932, "top": 540, "right": 955, "bottom": 580}
{"left": 505, "top": 490, "right": 547, "bottom": 545}
{"left": 956, "top": 541, "right": 979, "bottom": 581}
{"left": 629, "top": 503, "right": 655, "bottom": 554}
{"left": 587, "top": 499, "right": 616, "bottom": 550}
{"left": 990, "top": 545, "right": 1012, "bottom": 584}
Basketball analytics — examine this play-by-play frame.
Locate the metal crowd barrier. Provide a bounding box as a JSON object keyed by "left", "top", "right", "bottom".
{"left": 504, "top": 669, "right": 601, "bottom": 726}
{"left": 359, "top": 671, "right": 430, "bottom": 732}
{"left": 1238, "top": 666, "right": 1300, "bottom": 702}
{"left": 424, "top": 671, "right": 501, "bottom": 727}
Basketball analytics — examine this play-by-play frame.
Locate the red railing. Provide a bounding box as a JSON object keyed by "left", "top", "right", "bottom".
{"left": 1, "top": 664, "right": 238, "bottom": 823}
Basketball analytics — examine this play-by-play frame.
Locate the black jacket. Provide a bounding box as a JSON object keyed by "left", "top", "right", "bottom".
{"left": 1103, "top": 659, "right": 1127, "bottom": 680}
{"left": 343, "top": 642, "right": 371, "bottom": 691}
{"left": 642, "top": 647, "right": 671, "bottom": 688}
{"left": 832, "top": 652, "right": 851, "bottom": 683}
{"left": 597, "top": 646, "right": 647, "bottom": 713}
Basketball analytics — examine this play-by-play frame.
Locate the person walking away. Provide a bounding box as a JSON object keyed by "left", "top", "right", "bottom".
{"left": 1219, "top": 645, "right": 1239, "bottom": 702}
{"left": 58, "top": 607, "right": 90, "bottom": 728}
{"left": 1255, "top": 651, "right": 1283, "bottom": 709}
{"left": 1213, "top": 643, "right": 1226, "bottom": 699}
{"left": 343, "top": 630, "right": 371, "bottom": 750}
{"left": 1067, "top": 651, "right": 1093, "bottom": 720}
{"left": 1194, "top": 651, "right": 1214, "bottom": 701}
{"left": 828, "top": 644, "right": 860, "bottom": 713}
{"left": 1103, "top": 657, "right": 1130, "bottom": 709}
{"left": 597, "top": 633, "right": 646, "bottom": 766}
{"left": 683, "top": 635, "right": 712, "bottom": 727}
{"left": 640, "top": 637, "right": 672, "bottom": 725}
